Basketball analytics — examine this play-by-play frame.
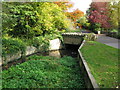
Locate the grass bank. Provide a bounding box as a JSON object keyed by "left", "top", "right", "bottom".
{"left": 81, "top": 41, "right": 119, "bottom": 88}
{"left": 2, "top": 55, "right": 85, "bottom": 88}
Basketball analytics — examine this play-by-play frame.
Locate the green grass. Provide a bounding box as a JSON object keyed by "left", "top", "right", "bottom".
{"left": 2, "top": 55, "right": 85, "bottom": 88}
{"left": 66, "top": 29, "right": 81, "bottom": 33}
{"left": 81, "top": 41, "right": 119, "bottom": 88}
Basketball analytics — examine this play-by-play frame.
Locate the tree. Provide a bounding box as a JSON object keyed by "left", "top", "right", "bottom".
{"left": 66, "top": 9, "right": 84, "bottom": 28}
{"left": 108, "top": 1, "right": 120, "bottom": 29}
{"left": 76, "top": 16, "right": 90, "bottom": 29}
{"left": 66, "top": 9, "right": 84, "bottom": 22}
{"left": 87, "top": 2, "right": 111, "bottom": 30}
{"left": 34, "top": 2, "right": 70, "bottom": 36}
{"left": 2, "top": 2, "right": 38, "bottom": 38}
{"left": 54, "top": 1, "right": 73, "bottom": 11}
{"left": 2, "top": 2, "right": 70, "bottom": 38}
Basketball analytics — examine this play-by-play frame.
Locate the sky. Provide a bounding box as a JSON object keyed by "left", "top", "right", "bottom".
{"left": 68, "top": 0, "right": 92, "bottom": 14}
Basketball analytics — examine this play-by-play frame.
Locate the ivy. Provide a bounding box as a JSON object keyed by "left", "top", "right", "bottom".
{"left": 2, "top": 55, "right": 85, "bottom": 88}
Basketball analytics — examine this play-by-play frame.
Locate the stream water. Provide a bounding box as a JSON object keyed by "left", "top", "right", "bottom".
{"left": 2, "top": 44, "right": 80, "bottom": 70}
{"left": 37, "top": 44, "right": 80, "bottom": 58}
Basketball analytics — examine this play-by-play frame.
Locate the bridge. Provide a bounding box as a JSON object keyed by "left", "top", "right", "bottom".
{"left": 62, "top": 32, "right": 85, "bottom": 45}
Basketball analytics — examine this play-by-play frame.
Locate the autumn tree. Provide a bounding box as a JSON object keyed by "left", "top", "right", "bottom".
{"left": 67, "top": 9, "right": 84, "bottom": 22}
{"left": 66, "top": 9, "right": 84, "bottom": 28}
{"left": 54, "top": 1, "right": 73, "bottom": 11}
{"left": 87, "top": 2, "right": 111, "bottom": 30}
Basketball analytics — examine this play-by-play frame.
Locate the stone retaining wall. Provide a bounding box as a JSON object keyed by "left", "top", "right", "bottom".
{"left": 1, "top": 38, "right": 63, "bottom": 66}
{"left": 2, "top": 46, "right": 37, "bottom": 65}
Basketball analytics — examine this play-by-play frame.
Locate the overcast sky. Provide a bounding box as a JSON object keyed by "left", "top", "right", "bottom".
{"left": 68, "top": 0, "right": 92, "bottom": 14}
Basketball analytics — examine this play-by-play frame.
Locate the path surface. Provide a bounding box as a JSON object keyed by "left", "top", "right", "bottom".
{"left": 97, "top": 34, "right": 120, "bottom": 49}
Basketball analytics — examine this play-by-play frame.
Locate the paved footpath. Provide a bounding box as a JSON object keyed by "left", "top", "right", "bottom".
{"left": 96, "top": 34, "right": 120, "bottom": 49}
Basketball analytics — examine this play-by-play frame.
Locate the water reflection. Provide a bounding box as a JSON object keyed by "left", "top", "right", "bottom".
{"left": 49, "top": 50, "right": 61, "bottom": 58}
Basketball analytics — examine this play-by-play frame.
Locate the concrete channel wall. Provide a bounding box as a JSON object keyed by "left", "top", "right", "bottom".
{"left": 78, "top": 40, "right": 99, "bottom": 89}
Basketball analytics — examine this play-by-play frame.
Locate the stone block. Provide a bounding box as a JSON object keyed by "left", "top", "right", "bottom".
{"left": 26, "top": 46, "right": 37, "bottom": 56}
{"left": 49, "top": 39, "right": 63, "bottom": 50}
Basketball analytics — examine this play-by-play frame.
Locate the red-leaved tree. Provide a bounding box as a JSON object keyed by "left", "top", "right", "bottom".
{"left": 87, "top": 2, "right": 111, "bottom": 29}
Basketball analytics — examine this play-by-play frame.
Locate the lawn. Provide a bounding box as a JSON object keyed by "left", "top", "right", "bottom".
{"left": 2, "top": 55, "right": 85, "bottom": 88}
{"left": 80, "top": 41, "right": 119, "bottom": 88}
{"left": 66, "top": 29, "right": 81, "bottom": 33}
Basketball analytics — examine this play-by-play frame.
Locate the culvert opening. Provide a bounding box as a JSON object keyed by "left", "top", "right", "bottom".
{"left": 48, "top": 44, "right": 80, "bottom": 58}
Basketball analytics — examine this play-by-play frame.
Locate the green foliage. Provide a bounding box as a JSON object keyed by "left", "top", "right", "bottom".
{"left": 107, "top": 29, "right": 120, "bottom": 39}
{"left": 30, "top": 32, "right": 63, "bottom": 51}
{"left": 94, "top": 23, "right": 101, "bottom": 28}
{"left": 2, "top": 2, "right": 69, "bottom": 57}
{"left": 94, "top": 28, "right": 101, "bottom": 31}
{"left": 88, "top": 23, "right": 102, "bottom": 33}
{"left": 35, "top": 2, "right": 70, "bottom": 35}
{"left": 32, "top": 36, "right": 49, "bottom": 51}
{"left": 77, "top": 16, "right": 88, "bottom": 24}
{"left": 108, "top": 1, "right": 120, "bottom": 29}
{"left": 93, "top": 23, "right": 101, "bottom": 31}
{"left": 27, "top": 55, "right": 57, "bottom": 61}
{"left": 2, "top": 2, "right": 38, "bottom": 38}
{"left": 84, "top": 33, "right": 97, "bottom": 41}
{"left": 84, "top": 23, "right": 91, "bottom": 29}
{"left": 43, "top": 30, "right": 64, "bottom": 41}
{"left": 117, "top": 33, "right": 120, "bottom": 39}
{"left": 76, "top": 16, "right": 91, "bottom": 29}
{"left": 2, "top": 37, "right": 26, "bottom": 57}
{"left": 2, "top": 31, "right": 63, "bottom": 58}
{"left": 2, "top": 56, "right": 85, "bottom": 88}
{"left": 110, "top": 29, "right": 118, "bottom": 33}
{"left": 81, "top": 41, "right": 119, "bottom": 88}
{"left": 2, "top": 2, "right": 70, "bottom": 38}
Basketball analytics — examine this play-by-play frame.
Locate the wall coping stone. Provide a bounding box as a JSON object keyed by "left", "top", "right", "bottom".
{"left": 78, "top": 40, "right": 99, "bottom": 89}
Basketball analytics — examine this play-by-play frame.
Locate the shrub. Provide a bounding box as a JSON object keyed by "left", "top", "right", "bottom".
{"left": 44, "top": 31, "right": 63, "bottom": 41}
{"left": 31, "top": 32, "right": 63, "bottom": 51}
{"left": 107, "top": 29, "right": 119, "bottom": 39}
{"left": 110, "top": 29, "right": 118, "bottom": 33}
{"left": 2, "top": 37, "right": 26, "bottom": 57}
{"left": 117, "top": 32, "right": 120, "bottom": 39}
{"left": 31, "top": 36, "right": 49, "bottom": 52}
{"left": 94, "top": 28, "right": 101, "bottom": 31}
